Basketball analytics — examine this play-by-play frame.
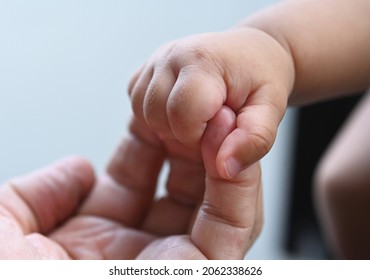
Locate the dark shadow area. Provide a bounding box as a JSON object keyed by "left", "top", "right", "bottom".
{"left": 284, "top": 92, "right": 365, "bottom": 259}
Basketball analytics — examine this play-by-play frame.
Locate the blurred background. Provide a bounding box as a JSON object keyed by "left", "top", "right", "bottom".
{"left": 1, "top": 0, "right": 361, "bottom": 259}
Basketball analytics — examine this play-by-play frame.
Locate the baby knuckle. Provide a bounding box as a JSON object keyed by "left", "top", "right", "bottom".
{"left": 131, "top": 94, "right": 144, "bottom": 119}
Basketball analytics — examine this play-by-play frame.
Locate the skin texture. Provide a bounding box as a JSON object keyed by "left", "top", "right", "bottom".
{"left": 0, "top": 107, "right": 262, "bottom": 260}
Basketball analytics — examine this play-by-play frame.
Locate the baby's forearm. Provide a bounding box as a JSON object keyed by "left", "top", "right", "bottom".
{"left": 241, "top": 0, "right": 370, "bottom": 105}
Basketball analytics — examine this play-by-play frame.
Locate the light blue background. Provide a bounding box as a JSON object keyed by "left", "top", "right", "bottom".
{"left": 0, "top": 0, "right": 299, "bottom": 259}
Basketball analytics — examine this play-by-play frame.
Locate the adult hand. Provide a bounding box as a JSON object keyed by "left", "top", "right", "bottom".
{"left": 81, "top": 106, "right": 261, "bottom": 259}
{"left": 0, "top": 109, "right": 262, "bottom": 259}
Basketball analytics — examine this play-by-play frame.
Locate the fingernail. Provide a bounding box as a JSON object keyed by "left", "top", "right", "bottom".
{"left": 224, "top": 157, "right": 243, "bottom": 178}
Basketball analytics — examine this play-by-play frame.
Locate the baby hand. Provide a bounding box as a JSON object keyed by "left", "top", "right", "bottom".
{"left": 129, "top": 27, "right": 294, "bottom": 178}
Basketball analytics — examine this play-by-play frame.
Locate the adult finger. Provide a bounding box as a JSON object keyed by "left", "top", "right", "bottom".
{"left": 83, "top": 117, "right": 166, "bottom": 227}
{"left": 0, "top": 157, "right": 95, "bottom": 234}
{"left": 140, "top": 139, "right": 205, "bottom": 235}
{"left": 192, "top": 106, "right": 262, "bottom": 259}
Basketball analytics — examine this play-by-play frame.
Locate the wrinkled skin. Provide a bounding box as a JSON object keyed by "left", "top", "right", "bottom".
{"left": 0, "top": 107, "right": 263, "bottom": 260}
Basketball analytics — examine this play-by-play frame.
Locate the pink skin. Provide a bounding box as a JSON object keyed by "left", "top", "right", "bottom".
{"left": 0, "top": 107, "right": 262, "bottom": 259}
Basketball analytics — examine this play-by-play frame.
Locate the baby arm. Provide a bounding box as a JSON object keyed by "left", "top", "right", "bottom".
{"left": 244, "top": 0, "right": 370, "bottom": 105}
